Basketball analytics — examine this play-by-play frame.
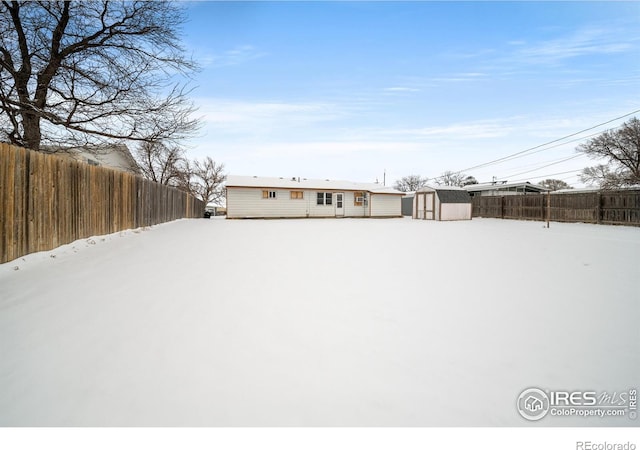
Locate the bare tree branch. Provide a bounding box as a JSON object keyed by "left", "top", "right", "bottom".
{"left": 184, "top": 157, "right": 226, "bottom": 206}
{"left": 578, "top": 117, "right": 640, "bottom": 188}
{"left": 134, "top": 140, "right": 187, "bottom": 186}
{"left": 393, "top": 175, "right": 429, "bottom": 192}
{"left": 0, "top": 1, "right": 200, "bottom": 150}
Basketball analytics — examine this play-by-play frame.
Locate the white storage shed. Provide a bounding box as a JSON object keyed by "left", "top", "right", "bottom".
{"left": 412, "top": 186, "right": 472, "bottom": 221}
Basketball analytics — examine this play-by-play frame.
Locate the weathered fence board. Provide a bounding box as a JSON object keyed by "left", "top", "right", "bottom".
{"left": 472, "top": 190, "right": 640, "bottom": 227}
{"left": 1, "top": 143, "right": 204, "bottom": 264}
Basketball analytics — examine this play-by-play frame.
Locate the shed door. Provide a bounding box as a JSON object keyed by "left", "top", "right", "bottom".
{"left": 335, "top": 193, "right": 344, "bottom": 217}
{"left": 424, "top": 193, "right": 435, "bottom": 220}
{"left": 416, "top": 194, "right": 425, "bottom": 219}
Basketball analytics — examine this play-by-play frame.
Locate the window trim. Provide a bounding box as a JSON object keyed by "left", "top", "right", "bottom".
{"left": 262, "top": 190, "right": 277, "bottom": 199}
{"left": 316, "top": 192, "right": 333, "bottom": 206}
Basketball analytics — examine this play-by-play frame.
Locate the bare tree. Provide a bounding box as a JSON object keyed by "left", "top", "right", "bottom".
{"left": 461, "top": 175, "right": 478, "bottom": 186}
{"left": 394, "top": 174, "right": 429, "bottom": 192}
{"left": 134, "top": 141, "right": 187, "bottom": 186}
{"left": 0, "top": 1, "right": 199, "bottom": 151}
{"left": 578, "top": 117, "right": 640, "bottom": 188}
{"left": 539, "top": 179, "right": 572, "bottom": 191}
{"left": 580, "top": 165, "right": 629, "bottom": 190}
{"left": 184, "top": 157, "right": 226, "bottom": 206}
{"left": 435, "top": 171, "right": 467, "bottom": 187}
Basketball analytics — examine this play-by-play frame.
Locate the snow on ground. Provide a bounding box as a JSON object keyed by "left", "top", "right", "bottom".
{"left": 0, "top": 217, "right": 638, "bottom": 426}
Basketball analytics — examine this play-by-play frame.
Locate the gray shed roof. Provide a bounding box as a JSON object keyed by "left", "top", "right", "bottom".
{"left": 416, "top": 185, "right": 472, "bottom": 203}
{"left": 436, "top": 189, "right": 472, "bottom": 204}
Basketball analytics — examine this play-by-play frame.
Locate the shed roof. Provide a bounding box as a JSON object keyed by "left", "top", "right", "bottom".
{"left": 415, "top": 185, "right": 471, "bottom": 203}
{"left": 436, "top": 189, "right": 472, "bottom": 203}
{"left": 226, "top": 175, "right": 404, "bottom": 195}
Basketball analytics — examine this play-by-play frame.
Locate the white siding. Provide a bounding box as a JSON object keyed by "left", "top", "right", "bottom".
{"left": 370, "top": 194, "right": 402, "bottom": 217}
{"left": 440, "top": 203, "right": 472, "bottom": 221}
{"left": 227, "top": 187, "right": 377, "bottom": 218}
{"left": 227, "top": 187, "right": 316, "bottom": 218}
{"left": 343, "top": 191, "right": 368, "bottom": 217}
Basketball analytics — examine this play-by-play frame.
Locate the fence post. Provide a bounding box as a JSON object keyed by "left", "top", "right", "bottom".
{"left": 546, "top": 191, "right": 550, "bottom": 228}
{"left": 500, "top": 196, "right": 505, "bottom": 219}
{"left": 596, "top": 191, "right": 602, "bottom": 224}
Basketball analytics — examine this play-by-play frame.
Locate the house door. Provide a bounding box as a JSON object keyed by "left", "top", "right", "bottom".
{"left": 335, "top": 193, "right": 345, "bottom": 217}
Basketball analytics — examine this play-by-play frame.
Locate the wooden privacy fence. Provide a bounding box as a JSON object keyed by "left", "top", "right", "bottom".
{"left": 1, "top": 143, "right": 204, "bottom": 264}
{"left": 471, "top": 190, "right": 640, "bottom": 226}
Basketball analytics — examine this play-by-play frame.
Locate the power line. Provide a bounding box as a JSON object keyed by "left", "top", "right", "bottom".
{"left": 482, "top": 151, "right": 587, "bottom": 176}
{"left": 484, "top": 125, "right": 624, "bottom": 181}
{"left": 502, "top": 154, "right": 584, "bottom": 179}
{"left": 454, "top": 109, "right": 640, "bottom": 174}
{"left": 509, "top": 169, "right": 583, "bottom": 183}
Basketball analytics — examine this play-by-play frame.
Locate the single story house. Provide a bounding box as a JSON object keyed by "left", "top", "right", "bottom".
{"left": 412, "top": 185, "right": 472, "bottom": 221}
{"left": 44, "top": 144, "right": 140, "bottom": 175}
{"left": 463, "top": 181, "right": 548, "bottom": 197}
{"left": 226, "top": 175, "right": 404, "bottom": 219}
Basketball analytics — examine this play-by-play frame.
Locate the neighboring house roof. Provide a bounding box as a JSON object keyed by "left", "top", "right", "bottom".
{"left": 44, "top": 143, "right": 140, "bottom": 175}
{"left": 553, "top": 186, "right": 640, "bottom": 194}
{"left": 226, "top": 175, "right": 404, "bottom": 195}
{"left": 552, "top": 188, "right": 597, "bottom": 194}
{"left": 462, "top": 181, "right": 549, "bottom": 193}
{"left": 416, "top": 185, "right": 472, "bottom": 203}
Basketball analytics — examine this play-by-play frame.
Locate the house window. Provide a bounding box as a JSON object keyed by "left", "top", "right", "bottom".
{"left": 316, "top": 192, "right": 332, "bottom": 205}
{"left": 354, "top": 191, "right": 365, "bottom": 206}
{"left": 262, "top": 190, "right": 277, "bottom": 199}
{"left": 290, "top": 191, "right": 304, "bottom": 200}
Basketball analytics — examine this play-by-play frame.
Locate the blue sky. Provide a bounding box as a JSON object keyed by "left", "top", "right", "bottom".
{"left": 181, "top": 1, "right": 640, "bottom": 187}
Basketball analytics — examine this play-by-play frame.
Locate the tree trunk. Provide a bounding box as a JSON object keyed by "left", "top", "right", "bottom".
{"left": 21, "top": 111, "right": 42, "bottom": 151}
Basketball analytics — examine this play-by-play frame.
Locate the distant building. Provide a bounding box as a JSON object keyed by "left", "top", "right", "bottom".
{"left": 401, "top": 192, "right": 415, "bottom": 216}
{"left": 44, "top": 144, "right": 139, "bottom": 175}
{"left": 226, "top": 175, "right": 404, "bottom": 219}
{"left": 463, "top": 181, "right": 548, "bottom": 197}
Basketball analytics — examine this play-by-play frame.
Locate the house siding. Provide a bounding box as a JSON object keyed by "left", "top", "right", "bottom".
{"left": 227, "top": 187, "right": 401, "bottom": 218}
{"left": 227, "top": 187, "right": 317, "bottom": 218}
{"left": 370, "top": 194, "right": 402, "bottom": 217}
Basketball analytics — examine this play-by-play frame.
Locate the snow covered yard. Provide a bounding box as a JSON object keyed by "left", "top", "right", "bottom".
{"left": 0, "top": 217, "right": 638, "bottom": 426}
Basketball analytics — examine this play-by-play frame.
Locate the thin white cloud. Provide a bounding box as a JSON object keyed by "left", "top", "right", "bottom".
{"left": 518, "top": 29, "right": 633, "bottom": 63}
{"left": 430, "top": 72, "right": 489, "bottom": 83}
{"left": 388, "top": 119, "right": 515, "bottom": 140}
{"left": 248, "top": 140, "right": 427, "bottom": 158}
{"left": 201, "top": 45, "right": 267, "bottom": 68}
{"left": 384, "top": 86, "right": 421, "bottom": 93}
{"left": 195, "top": 98, "right": 348, "bottom": 132}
